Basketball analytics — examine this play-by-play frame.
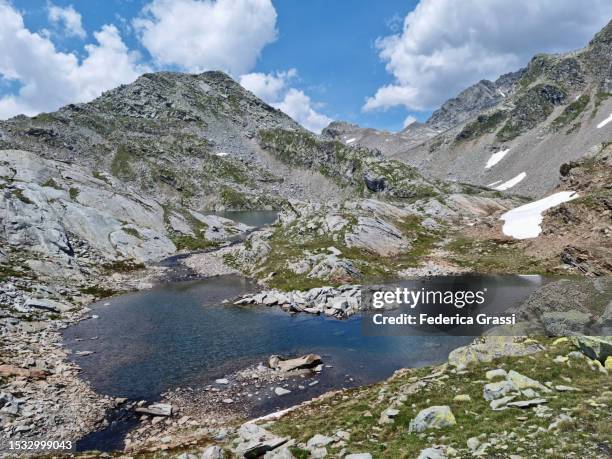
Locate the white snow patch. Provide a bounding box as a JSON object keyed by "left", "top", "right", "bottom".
{"left": 485, "top": 148, "right": 510, "bottom": 169}
{"left": 247, "top": 406, "right": 297, "bottom": 423}
{"left": 215, "top": 152, "right": 229, "bottom": 157}
{"left": 487, "top": 180, "right": 502, "bottom": 187}
{"left": 574, "top": 94, "right": 581, "bottom": 101}
{"left": 500, "top": 191, "right": 579, "bottom": 239}
{"left": 494, "top": 172, "right": 526, "bottom": 191}
{"left": 345, "top": 138, "right": 356, "bottom": 144}
{"left": 596, "top": 113, "right": 612, "bottom": 129}
{"left": 497, "top": 89, "right": 505, "bottom": 97}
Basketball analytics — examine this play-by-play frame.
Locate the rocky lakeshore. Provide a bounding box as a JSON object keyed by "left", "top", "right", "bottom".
{"left": 0, "top": 301, "right": 118, "bottom": 454}
{"left": 106, "top": 336, "right": 611, "bottom": 459}
{"left": 121, "top": 354, "right": 334, "bottom": 452}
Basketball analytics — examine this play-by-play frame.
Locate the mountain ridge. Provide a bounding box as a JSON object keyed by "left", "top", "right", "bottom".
{"left": 322, "top": 20, "right": 612, "bottom": 197}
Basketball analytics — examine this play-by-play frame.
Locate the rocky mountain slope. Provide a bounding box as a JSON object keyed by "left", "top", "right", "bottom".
{"left": 323, "top": 20, "right": 612, "bottom": 197}
{"left": 0, "top": 71, "right": 329, "bottom": 211}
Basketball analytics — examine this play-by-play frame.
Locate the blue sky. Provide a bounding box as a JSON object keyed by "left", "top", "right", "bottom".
{"left": 1, "top": 1, "right": 610, "bottom": 132}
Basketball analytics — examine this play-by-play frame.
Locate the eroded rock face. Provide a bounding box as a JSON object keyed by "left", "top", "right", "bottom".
{"left": 344, "top": 216, "right": 410, "bottom": 256}
{"left": 0, "top": 150, "right": 176, "bottom": 270}
{"left": 0, "top": 149, "right": 252, "bottom": 278}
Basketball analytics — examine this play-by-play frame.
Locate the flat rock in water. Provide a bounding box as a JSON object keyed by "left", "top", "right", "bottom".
{"left": 135, "top": 403, "right": 173, "bottom": 416}
{"left": 269, "top": 353, "right": 322, "bottom": 371}
{"left": 274, "top": 387, "right": 291, "bottom": 396}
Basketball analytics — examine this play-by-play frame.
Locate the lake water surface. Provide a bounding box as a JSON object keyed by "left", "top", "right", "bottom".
{"left": 212, "top": 210, "right": 279, "bottom": 227}
{"left": 63, "top": 274, "right": 545, "bottom": 401}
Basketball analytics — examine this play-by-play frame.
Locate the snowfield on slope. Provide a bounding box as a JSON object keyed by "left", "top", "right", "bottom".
{"left": 485, "top": 148, "right": 510, "bottom": 169}
{"left": 596, "top": 113, "right": 612, "bottom": 128}
{"left": 500, "top": 191, "right": 579, "bottom": 239}
{"left": 494, "top": 172, "right": 526, "bottom": 191}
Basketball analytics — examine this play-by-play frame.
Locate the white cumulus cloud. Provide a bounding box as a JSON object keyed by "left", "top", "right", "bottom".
{"left": 240, "top": 70, "right": 332, "bottom": 133}
{"left": 47, "top": 3, "right": 86, "bottom": 39}
{"left": 239, "top": 69, "right": 296, "bottom": 102}
{"left": 134, "top": 0, "right": 277, "bottom": 75}
{"left": 0, "top": 1, "right": 147, "bottom": 119}
{"left": 275, "top": 88, "right": 332, "bottom": 134}
{"left": 403, "top": 115, "right": 417, "bottom": 128}
{"left": 365, "top": 0, "right": 612, "bottom": 112}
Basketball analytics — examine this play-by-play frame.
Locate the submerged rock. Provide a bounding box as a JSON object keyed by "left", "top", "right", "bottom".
{"left": 274, "top": 387, "right": 291, "bottom": 396}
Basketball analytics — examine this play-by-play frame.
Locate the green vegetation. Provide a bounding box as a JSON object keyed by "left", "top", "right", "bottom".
{"left": 163, "top": 205, "right": 219, "bottom": 251}
{"left": 258, "top": 128, "right": 366, "bottom": 189}
{"left": 258, "top": 128, "right": 441, "bottom": 202}
{"left": 102, "top": 259, "right": 145, "bottom": 273}
{"left": 289, "top": 447, "right": 310, "bottom": 459}
{"left": 497, "top": 84, "right": 567, "bottom": 142}
{"left": 239, "top": 213, "right": 443, "bottom": 292}
{"left": 79, "top": 285, "right": 117, "bottom": 298}
{"left": 12, "top": 189, "right": 34, "bottom": 205}
{"left": 592, "top": 90, "right": 611, "bottom": 117}
{"left": 456, "top": 110, "right": 507, "bottom": 141}
{"left": 32, "top": 112, "right": 57, "bottom": 123}
{"left": 68, "top": 187, "right": 80, "bottom": 200}
{"left": 551, "top": 95, "right": 590, "bottom": 130}
{"left": 203, "top": 155, "right": 252, "bottom": 185}
{"left": 111, "top": 145, "right": 136, "bottom": 179}
{"left": 0, "top": 264, "right": 29, "bottom": 281}
{"left": 219, "top": 186, "right": 252, "bottom": 209}
{"left": 517, "top": 54, "right": 551, "bottom": 89}
{"left": 171, "top": 235, "right": 217, "bottom": 251}
{"left": 42, "top": 178, "right": 62, "bottom": 190}
{"left": 122, "top": 227, "right": 142, "bottom": 239}
{"left": 270, "top": 338, "right": 611, "bottom": 458}
{"left": 445, "top": 235, "right": 552, "bottom": 274}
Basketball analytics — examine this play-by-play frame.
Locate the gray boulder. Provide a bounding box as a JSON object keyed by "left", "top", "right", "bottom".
{"left": 417, "top": 446, "right": 447, "bottom": 459}
{"left": 408, "top": 406, "right": 456, "bottom": 433}
{"left": 541, "top": 310, "right": 591, "bottom": 336}
{"left": 570, "top": 336, "right": 612, "bottom": 362}
{"left": 201, "top": 445, "right": 223, "bottom": 459}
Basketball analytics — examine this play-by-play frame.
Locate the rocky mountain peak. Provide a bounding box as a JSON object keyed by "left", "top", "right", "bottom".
{"left": 426, "top": 71, "right": 524, "bottom": 132}
{"left": 589, "top": 19, "right": 612, "bottom": 46}
{"left": 321, "top": 121, "right": 362, "bottom": 138}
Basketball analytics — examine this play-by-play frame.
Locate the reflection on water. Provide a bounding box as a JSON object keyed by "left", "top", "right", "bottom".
{"left": 63, "top": 274, "right": 545, "bottom": 402}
